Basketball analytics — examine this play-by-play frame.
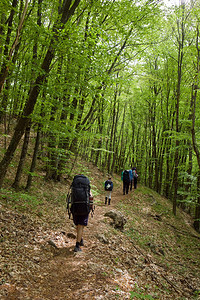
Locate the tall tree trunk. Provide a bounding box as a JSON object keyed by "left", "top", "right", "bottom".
{"left": 157, "top": 131, "right": 166, "bottom": 194}
{"left": 25, "top": 126, "right": 41, "bottom": 191}
{"left": 148, "top": 128, "right": 153, "bottom": 189}
{"left": 116, "top": 104, "right": 126, "bottom": 171}
{"left": 12, "top": 121, "right": 31, "bottom": 190}
{"left": 107, "top": 88, "right": 117, "bottom": 174}
{"left": 173, "top": 8, "right": 185, "bottom": 215}
{"left": 191, "top": 25, "right": 200, "bottom": 231}
{"left": 111, "top": 100, "right": 120, "bottom": 174}
{"left": 191, "top": 86, "right": 200, "bottom": 232}
{"left": 95, "top": 99, "right": 104, "bottom": 167}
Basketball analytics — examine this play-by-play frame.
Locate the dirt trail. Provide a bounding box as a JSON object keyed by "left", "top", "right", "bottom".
{"left": 29, "top": 188, "right": 136, "bottom": 299}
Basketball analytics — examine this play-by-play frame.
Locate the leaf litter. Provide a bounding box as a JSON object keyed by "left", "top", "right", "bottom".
{"left": 0, "top": 165, "right": 200, "bottom": 300}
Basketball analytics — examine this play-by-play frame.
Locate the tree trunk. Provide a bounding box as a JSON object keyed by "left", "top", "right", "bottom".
{"left": 25, "top": 127, "right": 41, "bottom": 191}
{"left": 111, "top": 95, "right": 120, "bottom": 174}
{"left": 191, "top": 25, "right": 200, "bottom": 232}
{"left": 107, "top": 88, "right": 117, "bottom": 173}
{"left": 12, "top": 122, "right": 31, "bottom": 190}
{"left": 173, "top": 10, "right": 185, "bottom": 215}
{"left": 192, "top": 87, "right": 200, "bottom": 230}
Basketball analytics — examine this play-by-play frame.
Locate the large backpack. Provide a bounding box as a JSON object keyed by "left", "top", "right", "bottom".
{"left": 105, "top": 180, "right": 113, "bottom": 191}
{"left": 70, "top": 175, "right": 90, "bottom": 216}
{"left": 123, "top": 170, "right": 130, "bottom": 183}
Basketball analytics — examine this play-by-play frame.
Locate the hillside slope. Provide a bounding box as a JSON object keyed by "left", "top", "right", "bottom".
{"left": 0, "top": 163, "right": 200, "bottom": 299}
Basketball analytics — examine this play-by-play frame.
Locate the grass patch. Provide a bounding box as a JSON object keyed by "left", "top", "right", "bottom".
{"left": 130, "top": 286, "right": 156, "bottom": 299}
{"left": 0, "top": 188, "right": 43, "bottom": 213}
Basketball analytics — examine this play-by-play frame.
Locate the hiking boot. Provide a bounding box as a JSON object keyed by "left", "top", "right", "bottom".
{"left": 108, "top": 198, "right": 111, "bottom": 205}
{"left": 105, "top": 197, "right": 107, "bottom": 205}
{"left": 74, "top": 245, "right": 82, "bottom": 252}
{"left": 74, "top": 242, "right": 82, "bottom": 252}
{"left": 80, "top": 238, "right": 84, "bottom": 246}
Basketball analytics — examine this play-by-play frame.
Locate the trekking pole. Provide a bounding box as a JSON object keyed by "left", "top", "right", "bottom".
{"left": 66, "top": 191, "right": 71, "bottom": 219}
{"left": 89, "top": 192, "right": 95, "bottom": 217}
{"left": 90, "top": 205, "right": 95, "bottom": 218}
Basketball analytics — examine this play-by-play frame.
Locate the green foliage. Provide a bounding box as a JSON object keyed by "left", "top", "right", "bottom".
{"left": 0, "top": 189, "right": 43, "bottom": 213}
{"left": 130, "top": 286, "right": 155, "bottom": 300}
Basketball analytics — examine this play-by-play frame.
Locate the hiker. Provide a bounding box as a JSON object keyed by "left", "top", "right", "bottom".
{"left": 132, "top": 167, "right": 138, "bottom": 189}
{"left": 104, "top": 176, "right": 113, "bottom": 205}
{"left": 121, "top": 169, "right": 130, "bottom": 195}
{"left": 69, "top": 174, "right": 94, "bottom": 252}
{"left": 129, "top": 168, "right": 133, "bottom": 191}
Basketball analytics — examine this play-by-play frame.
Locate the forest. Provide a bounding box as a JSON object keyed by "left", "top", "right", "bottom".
{"left": 0, "top": 0, "right": 200, "bottom": 232}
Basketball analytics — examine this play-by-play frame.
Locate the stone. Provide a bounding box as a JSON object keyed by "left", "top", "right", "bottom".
{"left": 104, "top": 210, "right": 127, "bottom": 230}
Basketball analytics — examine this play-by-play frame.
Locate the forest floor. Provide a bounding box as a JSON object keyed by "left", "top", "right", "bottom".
{"left": 0, "top": 162, "right": 200, "bottom": 299}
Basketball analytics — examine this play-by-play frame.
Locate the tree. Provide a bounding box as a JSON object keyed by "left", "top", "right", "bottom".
{"left": 191, "top": 23, "right": 200, "bottom": 232}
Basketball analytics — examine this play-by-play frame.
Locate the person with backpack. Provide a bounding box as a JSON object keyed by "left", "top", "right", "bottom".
{"left": 121, "top": 169, "right": 130, "bottom": 195}
{"left": 129, "top": 168, "right": 133, "bottom": 191}
{"left": 67, "top": 174, "right": 94, "bottom": 252}
{"left": 132, "top": 167, "right": 138, "bottom": 189}
{"left": 104, "top": 176, "right": 113, "bottom": 205}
